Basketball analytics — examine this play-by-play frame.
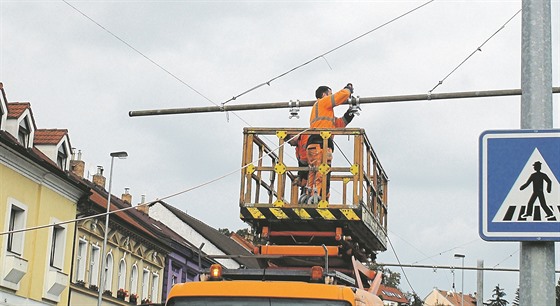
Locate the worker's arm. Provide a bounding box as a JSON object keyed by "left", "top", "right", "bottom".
{"left": 335, "top": 109, "right": 355, "bottom": 127}
{"left": 317, "top": 84, "right": 353, "bottom": 110}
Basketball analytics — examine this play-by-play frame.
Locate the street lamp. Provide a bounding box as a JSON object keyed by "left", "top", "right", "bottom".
{"left": 454, "top": 253, "right": 466, "bottom": 306}
{"left": 97, "top": 151, "right": 128, "bottom": 306}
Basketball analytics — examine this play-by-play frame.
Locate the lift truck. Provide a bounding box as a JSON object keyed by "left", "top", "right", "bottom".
{"left": 166, "top": 128, "right": 389, "bottom": 306}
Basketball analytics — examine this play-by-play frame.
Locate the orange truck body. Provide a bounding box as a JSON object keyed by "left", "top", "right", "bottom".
{"left": 166, "top": 280, "right": 383, "bottom": 306}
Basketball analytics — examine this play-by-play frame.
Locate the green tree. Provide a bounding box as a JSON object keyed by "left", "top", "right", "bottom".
{"left": 380, "top": 267, "right": 401, "bottom": 288}
{"left": 218, "top": 228, "right": 231, "bottom": 236}
{"left": 485, "top": 285, "right": 509, "bottom": 306}
{"left": 512, "top": 288, "right": 519, "bottom": 306}
{"left": 235, "top": 228, "right": 250, "bottom": 237}
{"left": 405, "top": 292, "right": 423, "bottom": 306}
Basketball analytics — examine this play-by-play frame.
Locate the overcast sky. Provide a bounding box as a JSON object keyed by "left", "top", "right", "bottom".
{"left": 1, "top": 0, "right": 559, "bottom": 302}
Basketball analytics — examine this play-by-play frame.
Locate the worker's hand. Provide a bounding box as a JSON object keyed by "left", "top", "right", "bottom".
{"left": 344, "top": 83, "right": 354, "bottom": 94}
{"left": 343, "top": 108, "right": 355, "bottom": 124}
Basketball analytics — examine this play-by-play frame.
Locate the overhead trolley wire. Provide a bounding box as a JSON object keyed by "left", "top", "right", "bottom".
{"left": 61, "top": 0, "right": 214, "bottom": 106}
{"left": 60, "top": 0, "right": 255, "bottom": 127}
{"left": 221, "top": 0, "right": 436, "bottom": 106}
{"left": 428, "top": 9, "right": 522, "bottom": 94}
{"left": 386, "top": 234, "right": 419, "bottom": 296}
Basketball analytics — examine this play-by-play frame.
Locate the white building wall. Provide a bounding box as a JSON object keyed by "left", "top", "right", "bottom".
{"left": 149, "top": 203, "right": 240, "bottom": 268}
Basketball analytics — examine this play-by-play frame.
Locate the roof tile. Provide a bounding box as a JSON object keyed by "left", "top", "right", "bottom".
{"left": 34, "top": 129, "right": 68, "bottom": 145}
{"left": 7, "top": 102, "right": 30, "bottom": 118}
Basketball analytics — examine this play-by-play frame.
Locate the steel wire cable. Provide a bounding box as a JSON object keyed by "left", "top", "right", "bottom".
{"left": 386, "top": 234, "right": 419, "bottom": 297}
{"left": 428, "top": 9, "right": 522, "bottom": 93}
{"left": 221, "top": 0, "right": 435, "bottom": 106}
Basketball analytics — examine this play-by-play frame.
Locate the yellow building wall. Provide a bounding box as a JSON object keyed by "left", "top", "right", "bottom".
{"left": 0, "top": 164, "right": 77, "bottom": 305}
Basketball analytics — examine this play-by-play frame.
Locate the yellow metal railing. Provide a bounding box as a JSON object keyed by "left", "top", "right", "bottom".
{"left": 239, "top": 127, "right": 389, "bottom": 230}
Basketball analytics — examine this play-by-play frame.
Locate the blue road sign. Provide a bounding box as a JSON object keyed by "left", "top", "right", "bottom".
{"left": 479, "top": 129, "right": 560, "bottom": 241}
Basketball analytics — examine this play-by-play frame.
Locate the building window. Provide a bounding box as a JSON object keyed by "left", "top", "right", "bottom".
{"left": 49, "top": 223, "right": 66, "bottom": 269}
{"left": 151, "top": 273, "right": 159, "bottom": 303}
{"left": 171, "top": 264, "right": 181, "bottom": 285}
{"left": 142, "top": 269, "right": 150, "bottom": 301}
{"left": 90, "top": 245, "right": 100, "bottom": 286}
{"left": 117, "top": 259, "right": 126, "bottom": 290}
{"left": 17, "top": 118, "right": 30, "bottom": 147}
{"left": 76, "top": 239, "right": 88, "bottom": 282}
{"left": 104, "top": 253, "right": 114, "bottom": 292}
{"left": 130, "top": 265, "right": 138, "bottom": 296}
{"left": 57, "top": 144, "right": 68, "bottom": 170}
{"left": 6, "top": 204, "right": 26, "bottom": 255}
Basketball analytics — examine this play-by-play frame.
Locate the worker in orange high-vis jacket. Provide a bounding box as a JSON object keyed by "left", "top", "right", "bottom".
{"left": 303, "top": 83, "right": 356, "bottom": 205}
{"left": 287, "top": 133, "right": 310, "bottom": 195}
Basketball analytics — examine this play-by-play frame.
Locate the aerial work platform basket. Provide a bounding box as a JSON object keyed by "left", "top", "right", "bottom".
{"left": 239, "top": 127, "right": 389, "bottom": 264}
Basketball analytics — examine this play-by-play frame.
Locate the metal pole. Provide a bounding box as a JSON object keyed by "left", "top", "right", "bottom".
{"left": 520, "top": 1, "right": 555, "bottom": 306}
{"left": 128, "top": 87, "right": 560, "bottom": 117}
{"left": 477, "top": 260, "right": 484, "bottom": 306}
{"left": 454, "top": 253, "right": 466, "bottom": 306}
{"left": 461, "top": 257, "right": 464, "bottom": 306}
{"left": 197, "top": 242, "right": 205, "bottom": 280}
{"left": 97, "top": 152, "right": 127, "bottom": 306}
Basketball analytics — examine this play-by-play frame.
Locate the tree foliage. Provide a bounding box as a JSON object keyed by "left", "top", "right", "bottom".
{"left": 512, "top": 288, "right": 519, "bottom": 306}
{"left": 380, "top": 267, "right": 401, "bottom": 288}
{"left": 485, "top": 285, "right": 509, "bottom": 306}
{"left": 236, "top": 228, "right": 250, "bottom": 237}
{"left": 218, "top": 228, "right": 231, "bottom": 236}
{"left": 405, "top": 292, "right": 423, "bottom": 306}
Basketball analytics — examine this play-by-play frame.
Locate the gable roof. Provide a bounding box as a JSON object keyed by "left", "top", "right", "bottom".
{"left": 7, "top": 102, "right": 31, "bottom": 118}
{"left": 132, "top": 204, "right": 217, "bottom": 266}
{"left": 0, "top": 130, "right": 89, "bottom": 193}
{"left": 158, "top": 201, "right": 259, "bottom": 268}
{"left": 83, "top": 179, "right": 158, "bottom": 240}
{"left": 229, "top": 232, "right": 255, "bottom": 253}
{"left": 378, "top": 284, "right": 408, "bottom": 304}
{"left": 7, "top": 102, "right": 37, "bottom": 130}
{"left": 34, "top": 129, "right": 69, "bottom": 145}
{"left": 435, "top": 290, "right": 477, "bottom": 306}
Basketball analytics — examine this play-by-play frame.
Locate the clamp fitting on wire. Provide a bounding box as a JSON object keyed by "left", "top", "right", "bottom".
{"left": 289, "top": 100, "right": 300, "bottom": 119}
{"left": 348, "top": 96, "right": 361, "bottom": 116}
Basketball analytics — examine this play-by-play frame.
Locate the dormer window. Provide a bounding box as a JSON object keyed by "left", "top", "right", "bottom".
{"left": 18, "top": 119, "right": 30, "bottom": 147}
{"left": 57, "top": 145, "right": 68, "bottom": 170}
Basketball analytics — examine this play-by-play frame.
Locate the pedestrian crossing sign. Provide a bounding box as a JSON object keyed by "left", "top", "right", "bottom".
{"left": 479, "top": 129, "right": 560, "bottom": 241}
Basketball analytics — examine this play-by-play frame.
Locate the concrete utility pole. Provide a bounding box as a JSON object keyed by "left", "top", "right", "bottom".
{"left": 477, "top": 260, "right": 484, "bottom": 306}
{"left": 519, "top": 1, "right": 555, "bottom": 306}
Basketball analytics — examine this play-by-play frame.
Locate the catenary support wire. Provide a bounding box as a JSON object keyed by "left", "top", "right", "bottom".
{"left": 428, "top": 9, "right": 522, "bottom": 93}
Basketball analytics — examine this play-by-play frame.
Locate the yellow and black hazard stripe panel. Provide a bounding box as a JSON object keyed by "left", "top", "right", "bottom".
{"left": 240, "top": 207, "right": 362, "bottom": 222}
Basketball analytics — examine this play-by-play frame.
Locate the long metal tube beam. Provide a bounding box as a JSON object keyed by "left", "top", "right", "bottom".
{"left": 129, "top": 87, "right": 560, "bottom": 117}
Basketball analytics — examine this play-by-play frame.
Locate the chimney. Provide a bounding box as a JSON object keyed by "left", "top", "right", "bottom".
{"left": 136, "top": 194, "right": 149, "bottom": 215}
{"left": 92, "top": 166, "right": 106, "bottom": 188}
{"left": 70, "top": 149, "right": 85, "bottom": 178}
{"left": 122, "top": 188, "right": 132, "bottom": 204}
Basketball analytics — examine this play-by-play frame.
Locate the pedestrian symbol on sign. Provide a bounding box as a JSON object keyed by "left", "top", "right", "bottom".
{"left": 492, "top": 148, "right": 560, "bottom": 223}
{"left": 519, "top": 160, "right": 555, "bottom": 220}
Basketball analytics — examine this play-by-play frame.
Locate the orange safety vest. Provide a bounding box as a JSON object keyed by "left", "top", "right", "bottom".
{"left": 295, "top": 134, "right": 309, "bottom": 162}
{"left": 309, "top": 88, "right": 351, "bottom": 129}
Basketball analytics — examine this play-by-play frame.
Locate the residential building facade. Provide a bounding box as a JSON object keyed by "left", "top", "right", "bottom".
{"left": 69, "top": 173, "right": 169, "bottom": 305}
{"left": 0, "top": 83, "right": 90, "bottom": 305}
{"left": 377, "top": 284, "right": 409, "bottom": 306}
